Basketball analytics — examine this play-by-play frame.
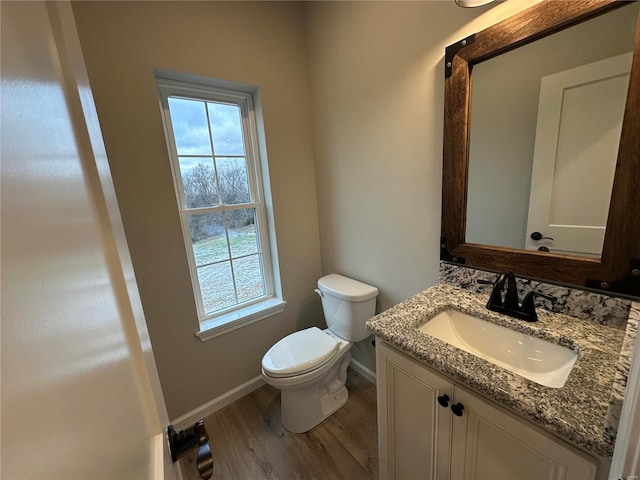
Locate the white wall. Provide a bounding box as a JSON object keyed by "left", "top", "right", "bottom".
{"left": 71, "top": 1, "right": 323, "bottom": 420}
{"left": 1, "top": 2, "right": 169, "bottom": 478}
{"left": 304, "top": 0, "right": 549, "bottom": 370}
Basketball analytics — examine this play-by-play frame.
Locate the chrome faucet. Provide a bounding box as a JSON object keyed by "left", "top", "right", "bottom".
{"left": 478, "top": 272, "right": 555, "bottom": 322}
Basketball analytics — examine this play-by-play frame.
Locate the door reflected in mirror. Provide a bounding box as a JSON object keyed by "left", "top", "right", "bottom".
{"left": 465, "top": 2, "right": 639, "bottom": 259}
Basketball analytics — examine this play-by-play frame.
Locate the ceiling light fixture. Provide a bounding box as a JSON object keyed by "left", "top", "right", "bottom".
{"left": 455, "top": 0, "right": 496, "bottom": 7}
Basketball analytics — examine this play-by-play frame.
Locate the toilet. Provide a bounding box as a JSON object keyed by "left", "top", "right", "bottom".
{"left": 261, "top": 273, "right": 378, "bottom": 433}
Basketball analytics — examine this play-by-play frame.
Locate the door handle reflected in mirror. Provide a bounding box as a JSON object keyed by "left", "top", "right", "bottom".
{"left": 530, "top": 231, "right": 554, "bottom": 241}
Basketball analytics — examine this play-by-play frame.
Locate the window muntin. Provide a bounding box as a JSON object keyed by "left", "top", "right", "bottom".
{"left": 158, "top": 81, "right": 275, "bottom": 323}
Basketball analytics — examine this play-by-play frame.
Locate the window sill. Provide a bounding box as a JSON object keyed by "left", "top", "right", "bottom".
{"left": 195, "top": 297, "right": 287, "bottom": 342}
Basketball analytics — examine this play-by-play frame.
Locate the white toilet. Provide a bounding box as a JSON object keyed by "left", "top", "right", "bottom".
{"left": 261, "top": 273, "right": 378, "bottom": 433}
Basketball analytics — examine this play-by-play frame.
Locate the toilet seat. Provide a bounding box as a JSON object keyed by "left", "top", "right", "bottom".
{"left": 262, "top": 327, "right": 339, "bottom": 378}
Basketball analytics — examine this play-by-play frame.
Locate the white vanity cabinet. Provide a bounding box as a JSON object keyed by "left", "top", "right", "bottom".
{"left": 376, "top": 340, "right": 598, "bottom": 480}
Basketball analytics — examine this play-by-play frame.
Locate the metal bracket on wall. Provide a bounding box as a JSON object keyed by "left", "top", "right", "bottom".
{"left": 585, "top": 258, "right": 640, "bottom": 297}
{"left": 445, "top": 33, "right": 476, "bottom": 78}
{"left": 440, "top": 236, "right": 465, "bottom": 264}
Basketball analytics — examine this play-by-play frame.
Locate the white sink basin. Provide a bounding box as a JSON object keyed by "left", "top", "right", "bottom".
{"left": 418, "top": 309, "right": 577, "bottom": 388}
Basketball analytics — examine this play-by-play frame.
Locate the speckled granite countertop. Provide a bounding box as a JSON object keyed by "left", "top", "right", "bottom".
{"left": 366, "top": 283, "right": 630, "bottom": 458}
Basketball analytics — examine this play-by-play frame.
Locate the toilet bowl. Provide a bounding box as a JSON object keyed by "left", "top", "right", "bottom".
{"left": 261, "top": 274, "right": 378, "bottom": 433}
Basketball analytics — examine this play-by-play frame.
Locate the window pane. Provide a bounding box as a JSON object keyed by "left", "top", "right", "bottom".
{"left": 198, "top": 262, "right": 236, "bottom": 313}
{"left": 188, "top": 213, "right": 229, "bottom": 265}
{"left": 217, "top": 157, "right": 250, "bottom": 204}
{"left": 180, "top": 158, "right": 218, "bottom": 208}
{"left": 227, "top": 209, "right": 258, "bottom": 258}
{"left": 168, "top": 98, "right": 212, "bottom": 155}
{"left": 233, "top": 255, "right": 264, "bottom": 303}
{"left": 159, "top": 80, "right": 278, "bottom": 323}
{"left": 207, "top": 102, "right": 245, "bottom": 155}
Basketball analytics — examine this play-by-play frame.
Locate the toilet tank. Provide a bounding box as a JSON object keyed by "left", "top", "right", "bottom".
{"left": 317, "top": 274, "right": 378, "bottom": 342}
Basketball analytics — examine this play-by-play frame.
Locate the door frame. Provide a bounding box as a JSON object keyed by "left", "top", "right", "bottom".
{"left": 49, "top": 3, "right": 176, "bottom": 477}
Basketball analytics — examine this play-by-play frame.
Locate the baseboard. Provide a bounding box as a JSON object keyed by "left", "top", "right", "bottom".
{"left": 170, "top": 375, "right": 265, "bottom": 430}
{"left": 171, "top": 361, "right": 374, "bottom": 430}
{"left": 350, "top": 358, "right": 377, "bottom": 385}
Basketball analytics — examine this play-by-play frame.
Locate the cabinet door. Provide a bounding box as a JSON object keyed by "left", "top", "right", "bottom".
{"left": 377, "top": 340, "right": 454, "bottom": 480}
{"left": 450, "top": 385, "right": 597, "bottom": 480}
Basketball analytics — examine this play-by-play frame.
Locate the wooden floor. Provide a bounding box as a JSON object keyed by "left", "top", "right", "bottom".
{"left": 179, "top": 369, "right": 379, "bottom": 480}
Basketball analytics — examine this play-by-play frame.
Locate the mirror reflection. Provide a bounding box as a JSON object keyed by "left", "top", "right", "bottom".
{"left": 465, "top": 2, "right": 639, "bottom": 259}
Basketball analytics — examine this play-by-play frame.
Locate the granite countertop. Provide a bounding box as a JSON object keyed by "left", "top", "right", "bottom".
{"left": 366, "top": 283, "right": 630, "bottom": 458}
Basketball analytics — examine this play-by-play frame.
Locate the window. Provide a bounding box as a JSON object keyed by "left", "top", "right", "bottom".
{"left": 157, "top": 77, "right": 284, "bottom": 340}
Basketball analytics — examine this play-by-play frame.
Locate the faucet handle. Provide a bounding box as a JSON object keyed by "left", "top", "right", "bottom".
{"left": 521, "top": 291, "right": 556, "bottom": 321}
{"left": 477, "top": 274, "right": 505, "bottom": 285}
{"left": 523, "top": 291, "right": 556, "bottom": 304}
{"left": 502, "top": 272, "right": 520, "bottom": 310}
{"left": 479, "top": 273, "right": 508, "bottom": 309}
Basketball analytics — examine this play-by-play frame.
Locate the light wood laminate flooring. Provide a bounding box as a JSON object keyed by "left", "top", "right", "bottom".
{"left": 179, "top": 369, "right": 378, "bottom": 480}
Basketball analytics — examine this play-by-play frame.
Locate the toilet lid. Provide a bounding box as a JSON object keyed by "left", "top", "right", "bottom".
{"left": 262, "top": 327, "right": 339, "bottom": 377}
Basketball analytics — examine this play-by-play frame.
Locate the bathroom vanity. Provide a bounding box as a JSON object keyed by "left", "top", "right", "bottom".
{"left": 367, "top": 283, "right": 635, "bottom": 480}
{"left": 376, "top": 341, "right": 596, "bottom": 480}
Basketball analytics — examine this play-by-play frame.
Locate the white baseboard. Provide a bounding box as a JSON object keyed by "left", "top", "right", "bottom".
{"left": 170, "top": 375, "right": 265, "bottom": 430}
{"left": 171, "top": 360, "right": 375, "bottom": 430}
{"left": 350, "top": 358, "right": 377, "bottom": 385}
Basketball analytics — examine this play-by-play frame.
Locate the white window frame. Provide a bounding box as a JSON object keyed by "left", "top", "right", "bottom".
{"left": 157, "top": 77, "right": 285, "bottom": 341}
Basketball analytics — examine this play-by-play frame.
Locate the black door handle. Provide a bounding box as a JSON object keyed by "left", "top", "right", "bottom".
{"left": 451, "top": 403, "right": 464, "bottom": 416}
{"left": 437, "top": 394, "right": 449, "bottom": 407}
{"left": 530, "top": 231, "right": 554, "bottom": 241}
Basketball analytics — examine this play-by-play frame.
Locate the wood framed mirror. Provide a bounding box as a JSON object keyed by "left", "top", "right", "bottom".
{"left": 442, "top": 0, "right": 640, "bottom": 296}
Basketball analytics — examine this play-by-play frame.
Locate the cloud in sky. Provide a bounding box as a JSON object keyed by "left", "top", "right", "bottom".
{"left": 168, "top": 97, "right": 245, "bottom": 159}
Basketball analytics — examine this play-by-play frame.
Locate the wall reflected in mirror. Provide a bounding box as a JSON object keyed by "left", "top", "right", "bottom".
{"left": 465, "top": 2, "right": 639, "bottom": 259}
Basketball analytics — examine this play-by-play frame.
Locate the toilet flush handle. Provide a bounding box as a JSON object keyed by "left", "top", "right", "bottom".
{"left": 314, "top": 288, "right": 323, "bottom": 297}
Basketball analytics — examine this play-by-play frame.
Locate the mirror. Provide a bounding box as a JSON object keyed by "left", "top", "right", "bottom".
{"left": 442, "top": 0, "right": 640, "bottom": 295}
{"left": 466, "top": 3, "right": 638, "bottom": 258}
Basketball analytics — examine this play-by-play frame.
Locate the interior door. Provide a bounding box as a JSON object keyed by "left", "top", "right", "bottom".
{"left": 1, "top": 2, "right": 175, "bottom": 478}
{"left": 525, "top": 52, "right": 632, "bottom": 256}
